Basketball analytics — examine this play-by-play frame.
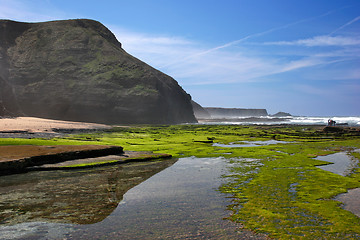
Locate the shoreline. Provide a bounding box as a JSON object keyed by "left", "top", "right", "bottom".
{"left": 0, "top": 117, "right": 112, "bottom": 138}
{"left": 197, "top": 115, "right": 360, "bottom": 127}
{"left": 1, "top": 117, "right": 360, "bottom": 139}
{"left": 0, "top": 117, "right": 173, "bottom": 175}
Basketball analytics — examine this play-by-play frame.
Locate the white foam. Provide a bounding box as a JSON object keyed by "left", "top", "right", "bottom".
{"left": 199, "top": 116, "right": 360, "bottom": 126}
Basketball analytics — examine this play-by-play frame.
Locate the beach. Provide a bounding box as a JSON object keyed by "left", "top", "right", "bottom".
{"left": 0, "top": 117, "right": 112, "bottom": 139}
{"left": 0, "top": 117, "right": 111, "bottom": 133}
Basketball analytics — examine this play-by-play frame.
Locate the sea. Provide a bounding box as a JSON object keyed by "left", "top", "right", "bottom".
{"left": 198, "top": 116, "right": 360, "bottom": 127}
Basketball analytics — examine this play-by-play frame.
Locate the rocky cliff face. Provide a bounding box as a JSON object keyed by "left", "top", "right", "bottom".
{"left": 0, "top": 75, "right": 22, "bottom": 117}
{"left": 205, "top": 107, "right": 268, "bottom": 118}
{"left": 0, "top": 19, "right": 196, "bottom": 124}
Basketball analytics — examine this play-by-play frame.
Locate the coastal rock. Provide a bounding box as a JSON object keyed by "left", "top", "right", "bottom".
{"left": 191, "top": 100, "right": 211, "bottom": 119}
{"left": 0, "top": 19, "right": 197, "bottom": 124}
{"left": 272, "top": 112, "right": 292, "bottom": 117}
{"left": 0, "top": 145, "right": 124, "bottom": 174}
{"left": 205, "top": 107, "right": 268, "bottom": 118}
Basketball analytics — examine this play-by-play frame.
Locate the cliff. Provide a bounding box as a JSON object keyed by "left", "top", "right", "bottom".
{"left": 0, "top": 75, "right": 22, "bottom": 117}
{"left": 205, "top": 107, "right": 268, "bottom": 118}
{"left": 0, "top": 19, "right": 197, "bottom": 124}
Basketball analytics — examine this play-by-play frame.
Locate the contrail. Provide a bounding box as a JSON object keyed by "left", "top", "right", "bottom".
{"left": 204, "top": 9, "right": 336, "bottom": 54}
{"left": 160, "top": 5, "right": 356, "bottom": 69}
{"left": 329, "top": 16, "right": 360, "bottom": 35}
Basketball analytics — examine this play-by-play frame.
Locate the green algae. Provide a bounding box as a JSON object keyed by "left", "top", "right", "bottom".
{"left": 1, "top": 124, "right": 360, "bottom": 239}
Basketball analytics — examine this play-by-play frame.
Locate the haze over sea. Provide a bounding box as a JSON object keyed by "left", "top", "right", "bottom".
{"left": 200, "top": 116, "right": 360, "bottom": 126}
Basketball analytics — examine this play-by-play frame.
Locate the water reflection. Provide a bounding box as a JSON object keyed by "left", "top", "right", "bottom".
{"left": 0, "top": 159, "right": 177, "bottom": 225}
{"left": 335, "top": 188, "right": 360, "bottom": 218}
{"left": 68, "top": 157, "right": 261, "bottom": 239}
{"left": 213, "top": 140, "right": 288, "bottom": 148}
{"left": 316, "top": 152, "right": 358, "bottom": 176}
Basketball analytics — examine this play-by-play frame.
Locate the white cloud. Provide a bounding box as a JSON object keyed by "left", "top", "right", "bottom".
{"left": 279, "top": 57, "right": 351, "bottom": 73}
{"left": 0, "top": 0, "right": 69, "bottom": 22}
{"left": 314, "top": 48, "right": 360, "bottom": 58}
{"left": 265, "top": 35, "right": 360, "bottom": 47}
{"left": 111, "top": 27, "right": 300, "bottom": 85}
{"left": 279, "top": 58, "right": 324, "bottom": 73}
{"left": 114, "top": 30, "right": 192, "bottom": 47}
{"left": 111, "top": 26, "right": 360, "bottom": 86}
{"left": 110, "top": 27, "right": 200, "bottom": 69}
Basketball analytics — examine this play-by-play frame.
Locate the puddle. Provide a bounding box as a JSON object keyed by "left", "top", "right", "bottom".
{"left": 213, "top": 140, "right": 288, "bottom": 148}
{"left": 335, "top": 188, "right": 360, "bottom": 218}
{"left": 315, "top": 152, "right": 358, "bottom": 176}
{"left": 0, "top": 157, "right": 266, "bottom": 240}
{"left": 316, "top": 151, "right": 360, "bottom": 218}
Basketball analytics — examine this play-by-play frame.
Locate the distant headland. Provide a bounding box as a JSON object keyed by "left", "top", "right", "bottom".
{"left": 191, "top": 101, "right": 291, "bottom": 120}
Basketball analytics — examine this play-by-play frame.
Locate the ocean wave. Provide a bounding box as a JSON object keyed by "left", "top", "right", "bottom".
{"left": 290, "top": 116, "right": 360, "bottom": 126}
{"left": 199, "top": 116, "right": 360, "bottom": 126}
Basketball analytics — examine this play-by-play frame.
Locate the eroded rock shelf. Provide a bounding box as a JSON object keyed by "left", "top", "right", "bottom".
{"left": 0, "top": 145, "right": 171, "bottom": 174}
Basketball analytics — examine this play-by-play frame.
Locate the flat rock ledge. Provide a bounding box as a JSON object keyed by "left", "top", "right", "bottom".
{"left": 30, "top": 151, "right": 172, "bottom": 170}
{"left": 0, "top": 145, "right": 171, "bottom": 174}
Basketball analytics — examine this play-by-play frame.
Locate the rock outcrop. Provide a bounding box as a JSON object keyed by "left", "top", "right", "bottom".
{"left": 205, "top": 107, "right": 268, "bottom": 118}
{"left": 271, "top": 112, "right": 292, "bottom": 117}
{"left": 0, "top": 19, "right": 197, "bottom": 124}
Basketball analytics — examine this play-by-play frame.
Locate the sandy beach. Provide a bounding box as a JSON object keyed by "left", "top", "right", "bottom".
{"left": 0, "top": 117, "right": 111, "bottom": 133}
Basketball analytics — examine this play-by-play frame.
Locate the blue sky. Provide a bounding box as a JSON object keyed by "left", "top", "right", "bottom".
{"left": 1, "top": 0, "right": 359, "bottom": 116}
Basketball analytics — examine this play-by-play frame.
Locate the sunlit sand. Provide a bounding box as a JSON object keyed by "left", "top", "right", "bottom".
{"left": 0, "top": 117, "right": 110, "bottom": 133}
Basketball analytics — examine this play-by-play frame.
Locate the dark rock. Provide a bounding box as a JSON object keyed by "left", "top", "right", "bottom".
{"left": 0, "top": 75, "right": 22, "bottom": 117}
{"left": 323, "top": 126, "right": 344, "bottom": 133}
{"left": 191, "top": 100, "right": 211, "bottom": 119}
{"left": 193, "top": 140, "right": 213, "bottom": 143}
{"left": 271, "top": 112, "right": 292, "bottom": 117}
{"left": 0, "top": 19, "right": 197, "bottom": 124}
{"left": 0, "top": 145, "right": 124, "bottom": 174}
{"left": 205, "top": 107, "right": 268, "bottom": 118}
